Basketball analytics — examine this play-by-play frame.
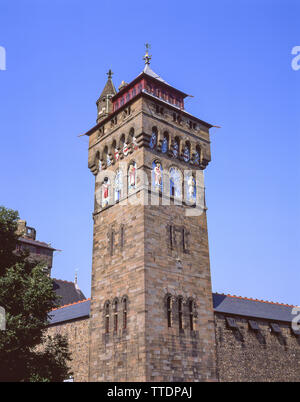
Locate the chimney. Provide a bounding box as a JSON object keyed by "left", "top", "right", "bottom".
{"left": 16, "top": 220, "right": 27, "bottom": 237}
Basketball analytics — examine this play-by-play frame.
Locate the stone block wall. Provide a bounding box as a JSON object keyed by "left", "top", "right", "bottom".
{"left": 215, "top": 313, "right": 300, "bottom": 382}
{"left": 47, "top": 318, "right": 89, "bottom": 382}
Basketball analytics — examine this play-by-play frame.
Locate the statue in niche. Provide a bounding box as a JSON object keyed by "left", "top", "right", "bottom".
{"left": 187, "top": 175, "right": 196, "bottom": 202}
{"left": 153, "top": 161, "right": 162, "bottom": 189}
{"left": 194, "top": 150, "right": 200, "bottom": 166}
{"left": 123, "top": 142, "right": 129, "bottom": 156}
{"left": 128, "top": 162, "right": 137, "bottom": 190}
{"left": 169, "top": 167, "right": 182, "bottom": 197}
{"left": 106, "top": 154, "right": 111, "bottom": 166}
{"left": 172, "top": 141, "right": 179, "bottom": 158}
{"left": 102, "top": 178, "right": 110, "bottom": 207}
{"left": 132, "top": 137, "right": 138, "bottom": 150}
{"left": 149, "top": 131, "right": 157, "bottom": 149}
{"left": 114, "top": 170, "right": 123, "bottom": 202}
{"left": 161, "top": 136, "right": 168, "bottom": 153}
{"left": 114, "top": 148, "right": 120, "bottom": 161}
{"left": 183, "top": 145, "right": 190, "bottom": 163}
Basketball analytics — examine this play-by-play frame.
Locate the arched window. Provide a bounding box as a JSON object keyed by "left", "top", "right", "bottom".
{"left": 128, "top": 128, "right": 135, "bottom": 147}
{"left": 183, "top": 142, "right": 191, "bottom": 163}
{"left": 189, "top": 299, "right": 195, "bottom": 331}
{"left": 161, "top": 132, "right": 169, "bottom": 153}
{"left": 104, "top": 302, "right": 110, "bottom": 334}
{"left": 149, "top": 127, "right": 157, "bottom": 149}
{"left": 169, "top": 167, "right": 182, "bottom": 198}
{"left": 167, "top": 295, "right": 172, "bottom": 328}
{"left": 186, "top": 174, "right": 196, "bottom": 204}
{"left": 152, "top": 160, "right": 163, "bottom": 191}
{"left": 172, "top": 138, "right": 180, "bottom": 158}
{"left": 178, "top": 297, "right": 183, "bottom": 330}
{"left": 114, "top": 170, "right": 123, "bottom": 202}
{"left": 128, "top": 161, "right": 137, "bottom": 191}
{"left": 122, "top": 297, "right": 128, "bottom": 329}
{"left": 113, "top": 300, "right": 118, "bottom": 332}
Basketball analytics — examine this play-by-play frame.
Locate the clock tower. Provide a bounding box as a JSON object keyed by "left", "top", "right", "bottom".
{"left": 85, "top": 50, "right": 217, "bottom": 381}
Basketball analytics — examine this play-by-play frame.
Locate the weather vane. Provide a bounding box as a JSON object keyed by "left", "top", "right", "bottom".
{"left": 106, "top": 69, "right": 113, "bottom": 79}
{"left": 143, "top": 43, "right": 152, "bottom": 65}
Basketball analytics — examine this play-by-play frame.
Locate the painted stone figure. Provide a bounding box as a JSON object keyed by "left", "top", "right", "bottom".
{"left": 183, "top": 145, "right": 190, "bottom": 163}
{"left": 98, "top": 159, "right": 102, "bottom": 172}
{"left": 123, "top": 142, "right": 129, "bottom": 156}
{"left": 170, "top": 167, "right": 182, "bottom": 198}
{"left": 152, "top": 161, "right": 162, "bottom": 190}
{"left": 128, "top": 162, "right": 137, "bottom": 190}
{"left": 187, "top": 175, "right": 196, "bottom": 203}
{"left": 149, "top": 131, "right": 157, "bottom": 149}
{"left": 114, "top": 170, "right": 123, "bottom": 202}
{"left": 102, "top": 178, "right": 110, "bottom": 207}
{"left": 161, "top": 136, "right": 168, "bottom": 153}
{"left": 132, "top": 137, "right": 139, "bottom": 150}
{"left": 194, "top": 151, "right": 200, "bottom": 166}
{"left": 114, "top": 148, "right": 120, "bottom": 161}
{"left": 172, "top": 140, "right": 179, "bottom": 158}
{"left": 106, "top": 154, "right": 112, "bottom": 166}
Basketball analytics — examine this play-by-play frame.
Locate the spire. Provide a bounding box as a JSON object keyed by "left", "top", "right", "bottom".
{"left": 98, "top": 69, "right": 116, "bottom": 100}
{"left": 96, "top": 69, "right": 117, "bottom": 122}
{"left": 143, "top": 43, "right": 152, "bottom": 65}
{"left": 140, "top": 44, "right": 169, "bottom": 85}
{"left": 75, "top": 269, "right": 79, "bottom": 290}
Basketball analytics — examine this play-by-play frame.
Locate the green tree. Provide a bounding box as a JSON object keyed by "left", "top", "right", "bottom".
{"left": 0, "top": 206, "right": 72, "bottom": 382}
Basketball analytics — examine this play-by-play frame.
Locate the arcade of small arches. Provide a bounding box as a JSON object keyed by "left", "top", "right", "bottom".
{"left": 94, "top": 126, "right": 207, "bottom": 173}
{"left": 166, "top": 295, "right": 197, "bottom": 331}
{"left": 103, "top": 296, "right": 129, "bottom": 334}
{"left": 102, "top": 295, "right": 197, "bottom": 334}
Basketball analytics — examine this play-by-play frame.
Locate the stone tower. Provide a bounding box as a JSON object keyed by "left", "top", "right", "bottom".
{"left": 85, "top": 53, "right": 217, "bottom": 382}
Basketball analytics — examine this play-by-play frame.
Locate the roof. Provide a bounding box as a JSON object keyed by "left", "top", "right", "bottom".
{"left": 48, "top": 293, "right": 298, "bottom": 326}
{"left": 49, "top": 299, "right": 90, "bottom": 325}
{"left": 213, "top": 293, "right": 297, "bottom": 323}
{"left": 97, "top": 78, "right": 116, "bottom": 103}
{"left": 140, "top": 64, "right": 169, "bottom": 85}
{"left": 52, "top": 278, "right": 86, "bottom": 307}
{"left": 19, "top": 237, "right": 56, "bottom": 251}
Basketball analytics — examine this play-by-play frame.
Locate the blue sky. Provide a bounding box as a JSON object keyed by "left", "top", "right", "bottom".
{"left": 0, "top": 0, "right": 299, "bottom": 304}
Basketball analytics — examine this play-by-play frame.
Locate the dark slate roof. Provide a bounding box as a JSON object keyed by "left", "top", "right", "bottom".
{"left": 213, "top": 293, "right": 296, "bottom": 323}
{"left": 52, "top": 279, "right": 86, "bottom": 307}
{"left": 48, "top": 293, "right": 298, "bottom": 326}
{"left": 49, "top": 299, "right": 90, "bottom": 325}
{"left": 19, "top": 237, "right": 56, "bottom": 250}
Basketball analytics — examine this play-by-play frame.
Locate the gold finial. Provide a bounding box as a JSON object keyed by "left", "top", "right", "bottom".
{"left": 143, "top": 43, "right": 152, "bottom": 65}
{"left": 106, "top": 69, "right": 113, "bottom": 79}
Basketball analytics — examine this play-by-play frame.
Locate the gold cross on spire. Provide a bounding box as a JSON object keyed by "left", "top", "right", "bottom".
{"left": 106, "top": 69, "right": 113, "bottom": 79}
{"left": 143, "top": 43, "right": 152, "bottom": 65}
